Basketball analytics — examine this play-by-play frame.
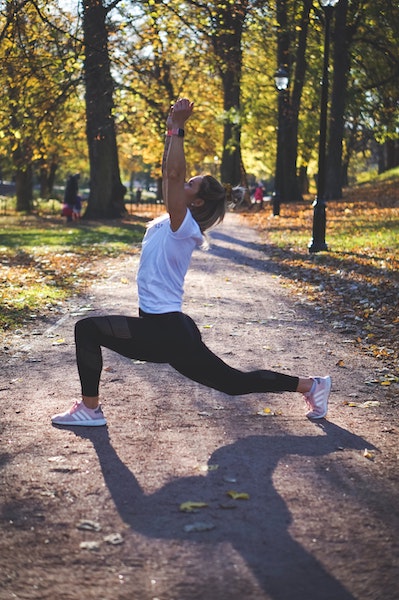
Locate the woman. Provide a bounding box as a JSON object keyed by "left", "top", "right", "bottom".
{"left": 52, "top": 98, "right": 331, "bottom": 427}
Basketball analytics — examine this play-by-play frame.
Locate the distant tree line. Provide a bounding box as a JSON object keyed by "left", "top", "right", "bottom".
{"left": 0, "top": 0, "right": 398, "bottom": 217}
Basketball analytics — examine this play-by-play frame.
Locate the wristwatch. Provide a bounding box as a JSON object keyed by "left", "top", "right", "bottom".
{"left": 167, "top": 128, "right": 185, "bottom": 137}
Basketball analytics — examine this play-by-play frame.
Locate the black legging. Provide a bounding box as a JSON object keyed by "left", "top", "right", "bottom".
{"left": 75, "top": 312, "right": 299, "bottom": 397}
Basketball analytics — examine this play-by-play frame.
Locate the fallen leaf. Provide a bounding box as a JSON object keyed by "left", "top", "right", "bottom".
{"left": 363, "top": 449, "right": 375, "bottom": 461}
{"left": 77, "top": 520, "right": 102, "bottom": 532}
{"left": 48, "top": 455, "right": 65, "bottom": 462}
{"left": 180, "top": 501, "right": 208, "bottom": 513}
{"left": 196, "top": 464, "right": 219, "bottom": 472}
{"left": 183, "top": 521, "right": 215, "bottom": 533}
{"left": 362, "top": 400, "right": 381, "bottom": 407}
{"left": 104, "top": 533, "right": 124, "bottom": 545}
{"left": 256, "top": 407, "right": 282, "bottom": 416}
{"left": 79, "top": 541, "right": 101, "bottom": 551}
{"left": 227, "top": 491, "right": 250, "bottom": 500}
{"left": 345, "top": 400, "right": 380, "bottom": 408}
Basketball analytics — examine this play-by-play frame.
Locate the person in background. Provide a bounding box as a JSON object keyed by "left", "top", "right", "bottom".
{"left": 62, "top": 174, "right": 80, "bottom": 223}
{"left": 254, "top": 182, "right": 264, "bottom": 207}
{"left": 72, "top": 194, "right": 82, "bottom": 221}
{"left": 51, "top": 98, "right": 331, "bottom": 427}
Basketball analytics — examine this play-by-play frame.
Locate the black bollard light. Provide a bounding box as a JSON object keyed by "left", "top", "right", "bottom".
{"left": 273, "top": 65, "right": 289, "bottom": 217}
{"left": 309, "top": 0, "right": 340, "bottom": 253}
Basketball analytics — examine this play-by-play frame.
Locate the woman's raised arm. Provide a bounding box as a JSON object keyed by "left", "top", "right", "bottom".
{"left": 162, "top": 98, "right": 194, "bottom": 231}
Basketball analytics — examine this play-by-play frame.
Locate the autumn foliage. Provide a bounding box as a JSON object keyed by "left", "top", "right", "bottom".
{"left": 243, "top": 180, "right": 399, "bottom": 385}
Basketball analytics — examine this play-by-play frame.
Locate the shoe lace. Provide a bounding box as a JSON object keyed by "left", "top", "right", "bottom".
{"left": 70, "top": 401, "right": 80, "bottom": 413}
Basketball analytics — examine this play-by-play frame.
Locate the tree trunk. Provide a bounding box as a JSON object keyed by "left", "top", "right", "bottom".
{"left": 39, "top": 161, "right": 57, "bottom": 199}
{"left": 275, "top": 0, "right": 311, "bottom": 203}
{"left": 82, "top": 0, "right": 126, "bottom": 219}
{"left": 220, "top": 70, "right": 243, "bottom": 185}
{"left": 6, "top": 1, "right": 33, "bottom": 213}
{"left": 298, "top": 165, "right": 309, "bottom": 194}
{"left": 211, "top": 1, "right": 247, "bottom": 186}
{"left": 15, "top": 163, "right": 33, "bottom": 212}
{"left": 13, "top": 142, "right": 33, "bottom": 212}
{"left": 385, "top": 139, "right": 399, "bottom": 170}
{"left": 325, "top": 0, "right": 350, "bottom": 200}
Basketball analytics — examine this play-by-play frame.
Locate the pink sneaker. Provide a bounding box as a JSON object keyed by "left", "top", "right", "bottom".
{"left": 51, "top": 401, "right": 107, "bottom": 427}
{"left": 304, "top": 376, "right": 331, "bottom": 419}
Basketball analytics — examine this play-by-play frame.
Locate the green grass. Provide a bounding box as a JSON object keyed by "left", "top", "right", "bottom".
{"left": 247, "top": 176, "right": 399, "bottom": 371}
{"left": 0, "top": 212, "right": 148, "bottom": 332}
{"left": 0, "top": 221, "right": 145, "bottom": 252}
{"left": 356, "top": 165, "right": 399, "bottom": 185}
{"left": 264, "top": 169, "right": 399, "bottom": 261}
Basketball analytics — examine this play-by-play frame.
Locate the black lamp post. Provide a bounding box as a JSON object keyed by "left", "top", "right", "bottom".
{"left": 309, "top": 0, "right": 340, "bottom": 253}
{"left": 273, "top": 65, "right": 289, "bottom": 217}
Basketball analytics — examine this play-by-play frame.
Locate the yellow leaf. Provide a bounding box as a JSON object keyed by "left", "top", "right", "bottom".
{"left": 197, "top": 464, "right": 219, "bottom": 472}
{"left": 363, "top": 449, "right": 375, "bottom": 461}
{"left": 336, "top": 359, "right": 345, "bottom": 367}
{"left": 256, "top": 407, "right": 282, "bottom": 416}
{"left": 180, "top": 501, "right": 208, "bottom": 512}
{"left": 120, "top": 277, "right": 129, "bottom": 284}
{"left": 227, "top": 491, "right": 250, "bottom": 500}
{"left": 380, "top": 381, "right": 391, "bottom": 386}
{"left": 347, "top": 400, "right": 380, "bottom": 408}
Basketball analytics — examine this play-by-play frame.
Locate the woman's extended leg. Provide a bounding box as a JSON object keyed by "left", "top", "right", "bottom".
{"left": 171, "top": 343, "right": 330, "bottom": 418}
{"left": 168, "top": 314, "right": 330, "bottom": 418}
{"left": 170, "top": 338, "right": 301, "bottom": 395}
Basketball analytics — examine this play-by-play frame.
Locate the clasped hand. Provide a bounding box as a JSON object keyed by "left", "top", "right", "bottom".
{"left": 167, "top": 98, "right": 194, "bottom": 129}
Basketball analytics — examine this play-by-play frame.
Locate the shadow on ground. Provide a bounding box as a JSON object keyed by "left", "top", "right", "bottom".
{"left": 57, "top": 421, "right": 375, "bottom": 600}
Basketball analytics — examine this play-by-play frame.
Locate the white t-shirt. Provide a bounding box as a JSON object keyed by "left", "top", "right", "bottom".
{"left": 137, "top": 210, "right": 203, "bottom": 313}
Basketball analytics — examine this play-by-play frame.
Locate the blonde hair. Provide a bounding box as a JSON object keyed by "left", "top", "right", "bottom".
{"left": 191, "top": 175, "right": 246, "bottom": 232}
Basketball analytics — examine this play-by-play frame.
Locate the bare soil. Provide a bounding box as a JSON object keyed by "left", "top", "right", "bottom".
{"left": 1, "top": 213, "right": 398, "bottom": 600}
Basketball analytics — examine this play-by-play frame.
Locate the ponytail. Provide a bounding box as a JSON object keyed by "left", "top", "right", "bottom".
{"left": 191, "top": 175, "right": 247, "bottom": 233}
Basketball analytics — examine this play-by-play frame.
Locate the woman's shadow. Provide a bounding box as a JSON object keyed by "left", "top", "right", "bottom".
{"left": 59, "top": 421, "right": 375, "bottom": 600}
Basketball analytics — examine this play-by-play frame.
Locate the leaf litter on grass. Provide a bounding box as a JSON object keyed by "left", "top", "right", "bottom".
{"left": 0, "top": 213, "right": 143, "bottom": 333}
{"left": 243, "top": 188, "right": 399, "bottom": 389}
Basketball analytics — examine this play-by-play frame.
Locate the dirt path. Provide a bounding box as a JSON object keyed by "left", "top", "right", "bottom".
{"left": 1, "top": 212, "right": 398, "bottom": 600}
